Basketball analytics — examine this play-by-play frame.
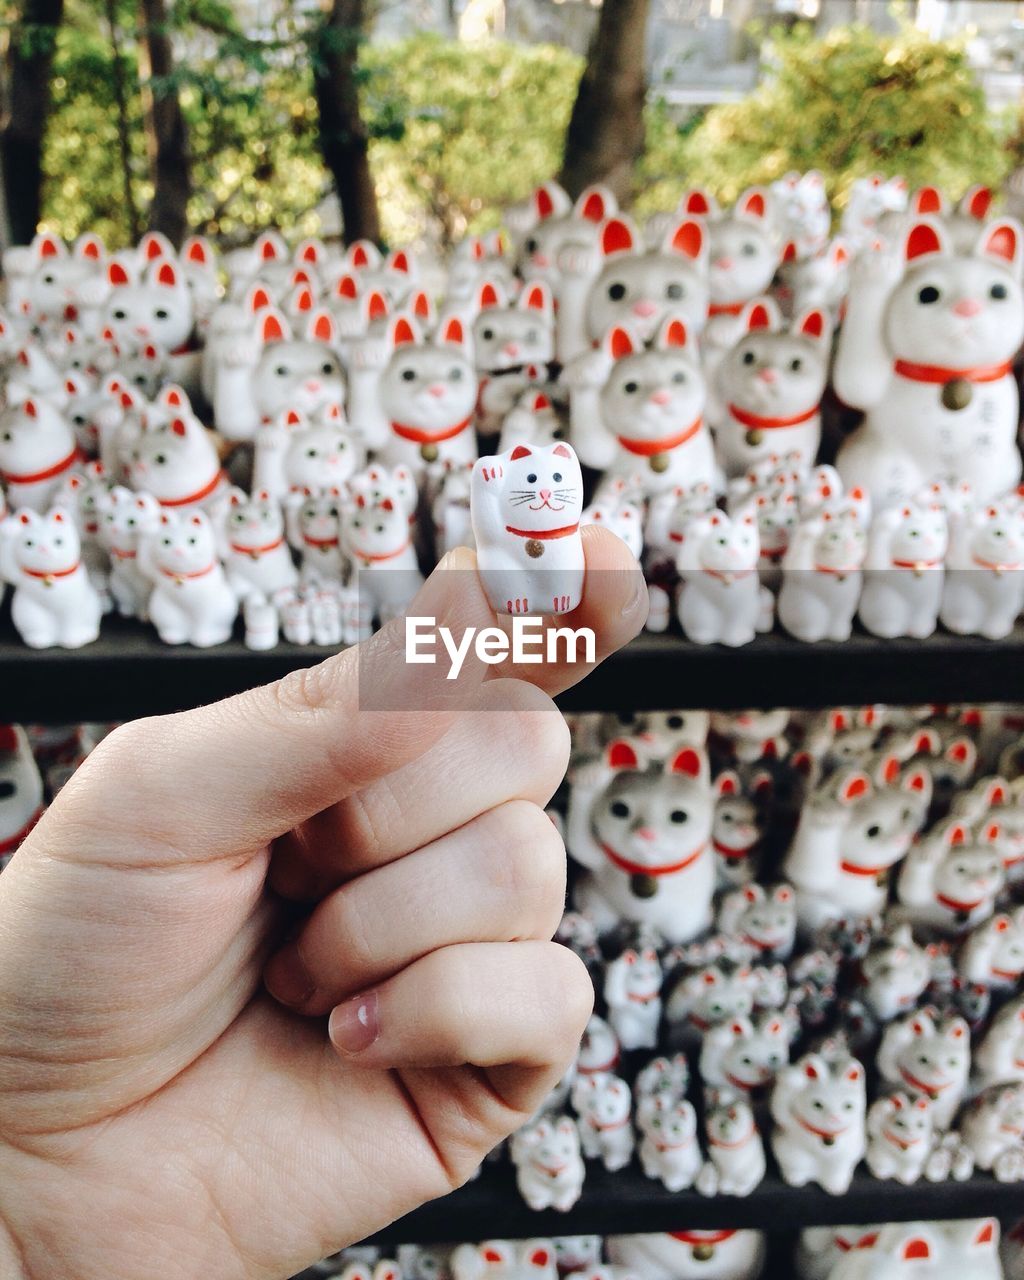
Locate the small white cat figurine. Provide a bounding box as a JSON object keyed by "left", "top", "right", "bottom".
{"left": 676, "top": 508, "right": 762, "bottom": 647}
{"left": 1, "top": 507, "right": 102, "bottom": 648}
{"left": 140, "top": 510, "right": 237, "bottom": 647}
{"left": 0, "top": 397, "right": 81, "bottom": 512}
{"left": 471, "top": 441, "right": 584, "bottom": 615}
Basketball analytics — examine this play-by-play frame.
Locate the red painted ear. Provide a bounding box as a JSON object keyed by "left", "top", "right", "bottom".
{"left": 914, "top": 1096, "right": 929, "bottom": 1110}
{"left": 948, "top": 823, "right": 968, "bottom": 846}
{"left": 359, "top": 290, "right": 386, "bottom": 322}
{"left": 974, "top": 1223, "right": 995, "bottom": 1247}
{"left": 535, "top": 184, "right": 555, "bottom": 220}
{"left": 478, "top": 282, "right": 500, "bottom": 309}
{"left": 905, "top": 222, "right": 943, "bottom": 262}
{"left": 190, "top": 513, "right": 203, "bottom": 526}
{"left": 52, "top": 511, "right": 64, "bottom": 524}
{"left": 156, "top": 261, "right": 178, "bottom": 288}
{"left": 108, "top": 262, "right": 131, "bottom": 287}
{"left": 250, "top": 286, "right": 271, "bottom": 312}
{"left": 18, "top": 513, "right": 30, "bottom": 525}
{"left": 79, "top": 235, "right": 102, "bottom": 260}
{"left": 913, "top": 186, "right": 944, "bottom": 215}
{"left": 482, "top": 1250, "right": 503, "bottom": 1264}
{"left": 580, "top": 189, "right": 609, "bottom": 222}
{"left": 37, "top": 234, "right": 61, "bottom": 259}
{"left": 905, "top": 768, "right": 928, "bottom": 793}
{"left": 170, "top": 418, "right": 188, "bottom": 437}
{"left": 663, "top": 317, "right": 687, "bottom": 348}
{"left": 299, "top": 241, "right": 320, "bottom": 264}
{"left": 350, "top": 242, "right": 370, "bottom": 268}
{"left": 552, "top": 443, "right": 572, "bottom": 458}
{"left": 669, "top": 746, "right": 702, "bottom": 778}
{"left": 523, "top": 283, "right": 548, "bottom": 312}
{"left": 831, "top": 709, "right": 848, "bottom": 732}
{"left": 510, "top": 445, "right": 532, "bottom": 461}
{"left": 381, "top": 498, "right": 394, "bottom": 512}
{"left": 261, "top": 312, "right": 286, "bottom": 342}
{"left": 532, "top": 393, "right": 550, "bottom": 412}
{"left": 684, "top": 189, "right": 711, "bottom": 216}
{"left": 839, "top": 772, "right": 870, "bottom": 803}
{"left": 601, "top": 218, "right": 635, "bottom": 256}
{"left": 335, "top": 274, "right": 358, "bottom": 300}
{"left": 845, "top": 1062, "right": 862, "bottom": 1082}
{"left": 804, "top": 1060, "right": 820, "bottom": 1080}
{"left": 903, "top": 1240, "right": 931, "bottom": 1262}
{"left": 730, "top": 1020, "right": 745, "bottom": 1037}
{"left": 22, "top": 399, "right": 37, "bottom": 419}
{"left": 141, "top": 233, "right": 167, "bottom": 261}
{"left": 285, "top": 410, "right": 301, "bottom": 425}
{"left": 747, "top": 302, "right": 772, "bottom": 331}
{"left": 185, "top": 238, "right": 209, "bottom": 264}
{"left": 782, "top": 241, "right": 798, "bottom": 263}
{"left": 294, "top": 286, "right": 314, "bottom": 313}
{"left": 738, "top": 189, "right": 767, "bottom": 220}
{"left": 994, "top": 915, "right": 1011, "bottom": 932}
{"left": 259, "top": 235, "right": 281, "bottom": 262}
{"left": 390, "top": 249, "right": 411, "bottom": 274}
{"left": 983, "top": 221, "right": 1019, "bottom": 265}
{"left": 716, "top": 771, "right": 738, "bottom": 796}
{"left": 310, "top": 311, "right": 335, "bottom": 343}
{"left": 64, "top": 379, "right": 77, "bottom": 395}
{"left": 799, "top": 309, "right": 826, "bottom": 339}
{"left": 671, "top": 219, "right": 704, "bottom": 259}
{"left": 392, "top": 316, "right": 416, "bottom": 346}
{"left": 607, "top": 739, "right": 640, "bottom": 770}
{"left": 441, "top": 316, "right": 465, "bottom": 346}
{"left": 966, "top": 186, "right": 993, "bottom": 219}
{"left": 609, "top": 326, "right": 634, "bottom": 359}
{"left": 882, "top": 753, "right": 900, "bottom": 784}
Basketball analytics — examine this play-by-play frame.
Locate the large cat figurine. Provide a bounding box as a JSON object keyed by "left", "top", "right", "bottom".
{"left": 471, "top": 440, "right": 584, "bottom": 615}
{"left": 711, "top": 298, "right": 830, "bottom": 478}
{"left": 472, "top": 280, "right": 555, "bottom": 434}
{"left": 565, "top": 737, "right": 715, "bottom": 943}
{"left": 250, "top": 306, "right": 346, "bottom": 425}
{"left": 380, "top": 314, "right": 478, "bottom": 475}
{"left": 834, "top": 217, "right": 1024, "bottom": 504}
{"left": 103, "top": 255, "right": 198, "bottom": 394}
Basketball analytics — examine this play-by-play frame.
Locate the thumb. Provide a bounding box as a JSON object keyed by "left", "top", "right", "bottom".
{"left": 45, "top": 550, "right": 492, "bottom": 865}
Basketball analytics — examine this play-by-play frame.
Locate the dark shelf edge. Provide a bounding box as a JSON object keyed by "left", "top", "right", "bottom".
{"left": 0, "top": 618, "right": 1023, "bottom": 721}
{"left": 358, "top": 1167, "right": 1024, "bottom": 1246}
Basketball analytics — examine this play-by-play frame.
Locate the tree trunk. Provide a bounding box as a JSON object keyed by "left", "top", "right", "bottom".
{"left": 138, "top": 0, "right": 191, "bottom": 246}
{"left": 559, "top": 0, "right": 650, "bottom": 207}
{"left": 312, "top": 0, "right": 382, "bottom": 246}
{"left": 0, "top": 0, "right": 64, "bottom": 248}
{"left": 105, "top": 0, "right": 141, "bottom": 244}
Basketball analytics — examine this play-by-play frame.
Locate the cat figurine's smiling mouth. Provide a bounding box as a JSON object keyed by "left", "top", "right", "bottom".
{"left": 530, "top": 497, "right": 565, "bottom": 511}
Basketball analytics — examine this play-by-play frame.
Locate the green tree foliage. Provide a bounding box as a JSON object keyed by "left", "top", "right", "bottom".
{"left": 638, "top": 22, "right": 1011, "bottom": 220}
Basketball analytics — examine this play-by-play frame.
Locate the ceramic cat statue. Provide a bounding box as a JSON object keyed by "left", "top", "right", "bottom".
{"left": 565, "top": 738, "right": 715, "bottom": 943}
{"left": 662, "top": 960, "right": 758, "bottom": 1040}
{"left": 859, "top": 924, "right": 932, "bottom": 1021}
{"left": 634, "top": 1053, "right": 690, "bottom": 1120}
{"left": 342, "top": 494, "right": 423, "bottom": 634}
{"left": 696, "top": 1098, "right": 766, "bottom": 1198}
{"left": 580, "top": 498, "right": 643, "bottom": 560}
{"left": 717, "top": 882, "right": 797, "bottom": 960}
{"left": 772, "top": 171, "right": 831, "bottom": 260}
{"left": 129, "top": 391, "right": 228, "bottom": 511}
{"left": 216, "top": 488, "right": 299, "bottom": 604}
{"left": 676, "top": 508, "right": 762, "bottom": 647}
{"left": 859, "top": 500, "right": 948, "bottom": 638}
{"left": 779, "top": 238, "right": 850, "bottom": 325}
{"left": 254, "top": 407, "right": 364, "bottom": 501}
{"left": 1, "top": 508, "right": 102, "bottom": 648}
{"left": 710, "top": 709, "right": 790, "bottom": 763}
{"left": 470, "top": 441, "right": 584, "bottom": 616}
{"left": 777, "top": 499, "right": 870, "bottom": 643}
{"left": 509, "top": 1115, "right": 584, "bottom": 1212}
{"left": 877, "top": 1009, "right": 971, "bottom": 1129}
{"left": 0, "top": 724, "right": 44, "bottom": 861}
{"left": 139, "top": 510, "right": 237, "bottom": 647}
{"left": 770, "top": 1052, "right": 866, "bottom": 1194}
{"left": 571, "top": 1073, "right": 635, "bottom": 1171}
{"left": 939, "top": 498, "right": 1024, "bottom": 639}
{"left": 250, "top": 305, "right": 346, "bottom": 426}
{"left": 840, "top": 174, "right": 908, "bottom": 253}
{"left": 711, "top": 298, "right": 830, "bottom": 478}
{"left": 604, "top": 946, "right": 663, "bottom": 1050}
{"left": 782, "top": 759, "right": 932, "bottom": 933}
{"left": 103, "top": 255, "right": 198, "bottom": 394}
{"left": 22, "top": 232, "right": 109, "bottom": 335}
{"left": 896, "top": 817, "right": 1005, "bottom": 936}
{"left": 0, "top": 397, "right": 81, "bottom": 512}
{"left": 451, "top": 1240, "right": 557, "bottom": 1280}
{"left": 607, "top": 1230, "right": 766, "bottom": 1280}
{"left": 287, "top": 488, "right": 345, "bottom": 585}
{"left": 98, "top": 486, "right": 161, "bottom": 619}
{"left": 959, "top": 907, "right": 1024, "bottom": 989}
{"left": 472, "top": 280, "right": 555, "bottom": 434}
{"left": 711, "top": 771, "right": 768, "bottom": 887}
{"left": 973, "top": 994, "right": 1024, "bottom": 1090}
{"left": 636, "top": 1096, "right": 701, "bottom": 1191}
{"left": 571, "top": 317, "right": 717, "bottom": 497}
{"left": 698, "top": 1010, "right": 795, "bottom": 1099}
{"left": 576, "top": 1014, "right": 621, "bottom": 1079}
{"left": 834, "top": 217, "right": 1024, "bottom": 504}
{"left": 960, "top": 1084, "right": 1024, "bottom": 1181}
{"left": 865, "top": 1091, "right": 937, "bottom": 1184}
{"left": 828, "top": 1220, "right": 1001, "bottom": 1280}
{"left": 343, "top": 288, "right": 396, "bottom": 452}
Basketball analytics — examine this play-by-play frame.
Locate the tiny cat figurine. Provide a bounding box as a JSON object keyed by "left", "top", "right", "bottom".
{"left": 510, "top": 1115, "right": 584, "bottom": 1213}
{"left": 24, "top": 232, "right": 109, "bottom": 333}
{"left": 472, "top": 280, "right": 555, "bottom": 434}
{"left": 432, "top": 461, "right": 476, "bottom": 557}
{"left": 859, "top": 500, "right": 948, "bottom": 639}
{"left": 829, "top": 1221, "right": 1002, "bottom": 1280}
{"left": 254, "top": 407, "right": 364, "bottom": 500}
{"left": 288, "top": 486, "right": 347, "bottom": 583}
{"left": 380, "top": 314, "right": 478, "bottom": 474}
{"left": 1, "top": 507, "right": 102, "bottom": 648}
{"left": 779, "top": 237, "right": 850, "bottom": 324}
{"left": 634, "top": 1053, "right": 690, "bottom": 1119}
{"left": 129, "top": 393, "right": 227, "bottom": 511}
{"left": 342, "top": 493, "right": 423, "bottom": 633}
{"left": 571, "top": 1072, "right": 635, "bottom": 1171}
{"left": 877, "top": 1009, "right": 970, "bottom": 1130}
{"left": 451, "top": 1240, "right": 557, "bottom": 1280}
{"left": 663, "top": 960, "right": 758, "bottom": 1038}
{"left": 867, "top": 1091, "right": 940, "bottom": 1187}
{"left": 471, "top": 441, "right": 584, "bottom": 616}
{"left": 140, "top": 510, "right": 237, "bottom": 647}
{"left": 772, "top": 171, "right": 830, "bottom": 260}
{"left": 896, "top": 817, "right": 1005, "bottom": 936}
{"left": 770, "top": 1053, "right": 866, "bottom": 1195}
{"left": 777, "top": 500, "right": 869, "bottom": 643}
{"left": 103, "top": 255, "right": 197, "bottom": 392}
{"left": 566, "top": 739, "right": 715, "bottom": 943}
{"left": 216, "top": 488, "right": 298, "bottom": 603}
{"left": 696, "top": 1098, "right": 766, "bottom": 1198}
{"left": 607, "top": 1230, "right": 766, "bottom": 1280}
{"left": 960, "top": 1084, "right": 1024, "bottom": 1181}
{"left": 676, "top": 508, "right": 762, "bottom": 647}
{"left": 940, "top": 498, "right": 1024, "bottom": 640}
{"left": 698, "top": 1010, "right": 795, "bottom": 1100}
{"left": 0, "top": 397, "right": 81, "bottom": 512}
{"left": 711, "top": 770, "right": 767, "bottom": 887}
{"left": 859, "top": 923, "right": 932, "bottom": 1021}
{"left": 637, "top": 1096, "right": 701, "bottom": 1191}
{"left": 604, "top": 946, "right": 663, "bottom": 1050}
{"left": 98, "top": 486, "right": 161, "bottom": 619}
{"left": 343, "top": 288, "right": 398, "bottom": 452}
{"left": 960, "top": 907, "right": 1024, "bottom": 989}
{"left": 973, "top": 994, "right": 1024, "bottom": 1091}
{"left": 718, "top": 883, "right": 796, "bottom": 960}
{"left": 576, "top": 1013, "right": 621, "bottom": 1078}
{"left": 840, "top": 173, "right": 908, "bottom": 253}
{"left": 581, "top": 498, "right": 642, "bottom": 560}
{"left": 834, "top": 217, "right": 1024, "bottom": 504}
{"left": 571, "top": 317, "right": 716, "bottom": 496}
{"left": 251, "top": 306, "right": 345, "bottom": 425}
{"left": 0, "top": 724, "right": 44, "bottom": 862}
{"left": 711, "top": 298, "right": 830, "bottom": 478}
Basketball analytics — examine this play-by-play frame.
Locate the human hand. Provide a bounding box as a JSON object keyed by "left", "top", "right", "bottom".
{"left": 0, "top": 528, "right": 646, "bottom": 1280}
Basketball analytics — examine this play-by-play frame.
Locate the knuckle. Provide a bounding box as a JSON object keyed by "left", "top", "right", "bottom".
{"left": 271, "top": 661, "right": 333, "bottom": 720}
{"left": 508, "top": 703, "right": 571, "bottom": 789}
{"left": 485, "top": 801, "right": 566, "bottom": 917}
{"left": 542, "top": 945, "right": 595, "bottom": 1044}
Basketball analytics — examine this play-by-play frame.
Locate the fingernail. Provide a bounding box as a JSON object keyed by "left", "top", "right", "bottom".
{"left": 329, "top": 991, "right": 380, "bottom": 1056}
{"left": 264, "top": 945, "right": 316, "bottom": 1008}
{"left": 622, "top": 573, "right": 649, "bottom": 619}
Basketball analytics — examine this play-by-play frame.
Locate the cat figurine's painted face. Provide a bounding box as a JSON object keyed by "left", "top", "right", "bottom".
{"left": 26, "top": 233, "right": 108, "bottom": 325}
{"left": 707, "top": 189, "right": 780, "bottom": 308}
{"left": 963, "top": 501, "right": 1024, "bottom": 570}
{"left": 518, "top": 183, "right": 614, "bottom": 285}
{"left": 99, "top": 485, "right": 161, "bottom": 553}
{"left": 447, "top": 231, "right": 516, "bottom": 304}
{"left": 343, "top": 494, "right": 412, "bottom": 562}
{"left": 695, "top": 510, "right": 759, "bottom": 573}
{"left": 129, "top": 389, "right": 222, "bottom": 505}
{"left": 472, "top": 280, "right": 554, "bottom": 373}
{"left": 103, "top": 257, "right": 194, "bottom": 352}
{"left": 224, "top": 489, "right": 285, "bottom": 548}
{"left": 152, "top": 509, "right": 218, "bottom": 575}
{"left": 476, "top": 440, "right": 583, "bottom": 535}
{"left": 886, "top": 502, "right": 948, "bottom": 566}
{"left": 0, "top": 397, "right": 76, "bottom": 480}
{"left": 599, "top": 317, "right": 706, "bottom": 442}
{"left": 251, "top": 308, "right": 346, "bottom": 422}
{"left": 11, "top": 507, "right": 80, "bottom": 575}
{"left": 380, "top": 315, "right": 477, "bottom": 432}
{"left": 885, "top": 218, "right": 1024, "bottom": 367}
{"left": 718, "top": 299, "right": 831, "bottom": 418}
{"left": 280, "top": 410, "right": 363, "bottom": 492}
{"left": 586, "top": 216, "right": 709, "bottom": 344}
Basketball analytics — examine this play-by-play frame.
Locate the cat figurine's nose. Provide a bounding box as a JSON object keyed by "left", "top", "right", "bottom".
{"left": 649, "top": 389, "right": 672, "bottom": 406}
{"left": 304, "top": 380, "right": 321, "bottom": 394}
{"left": 714, "top": 257, "right": 734, "bottom": 270}
{"left": 539, "top": 488, "right": 552, "bottom": 501}
{"left": 633, "top": 826, "right": 657, "bottom": 841}
{"left": 503, "top": 343, "right": 520, "bottom": 358}
{"left": 632, "top": 300, "right": 657, "bottom": 318}
{"left": 758, "top": 368, "right": 778, "bottom": 384}
{"left": 427, "top": 383, "right": 447, "bottom": 398}
{"left": 953, "top": 298, "right": 982, "bottom": 317}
